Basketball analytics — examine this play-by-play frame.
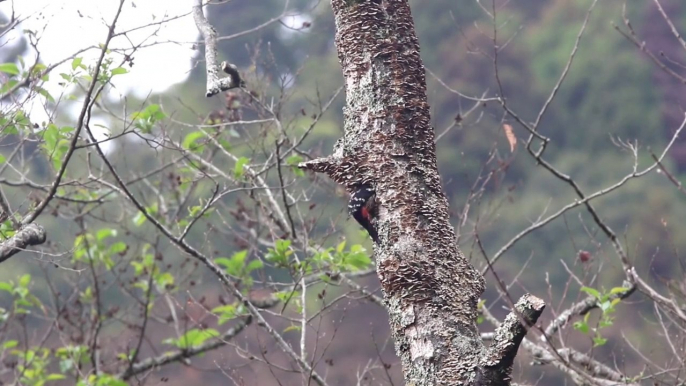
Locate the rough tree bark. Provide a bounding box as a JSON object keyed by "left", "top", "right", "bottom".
{"left": 300, "top": 1, "right": 544, "bottom": 384}
{"left": 0, "top": 223, "right": 46, "bottom": 264}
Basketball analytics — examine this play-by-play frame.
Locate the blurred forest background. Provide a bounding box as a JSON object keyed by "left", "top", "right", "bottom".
{"left": 2, "top": 0, "right": 686, "bottom": 385}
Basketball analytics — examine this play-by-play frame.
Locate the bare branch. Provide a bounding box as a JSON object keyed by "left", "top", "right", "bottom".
{"left": 22, "top": 0, "right": 126, "bottom": 226}
{"left": 0, "top": 223, "right": 46, "bottom": 263}
{"left": 192, "top": 0, "right": 243, "bottom": 97}
{"left": 476, "top": 294, "right": 545, "bottom": 386}
{"left": 524, "top": 341, "right": 638, "bottom": 386}
{"left": 543, "top": 285, "right": 634, "bottom": 339}
{"left": 652, "top": 0, "right": 686, "bottom": 54}
{"left": 82, "top": 124, "right": 331, "bottom": 386}
{"left": 120, "top": 316, "right": 252, "bottom": 380}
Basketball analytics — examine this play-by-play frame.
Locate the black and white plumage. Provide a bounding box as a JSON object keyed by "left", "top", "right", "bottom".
{"left": 348, "top": 185, "right": 379, "bottom": 243}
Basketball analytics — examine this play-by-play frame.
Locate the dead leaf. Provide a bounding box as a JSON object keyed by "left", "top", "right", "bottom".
{"left": 503, "top": 123, "right": 516, "bottom": 153}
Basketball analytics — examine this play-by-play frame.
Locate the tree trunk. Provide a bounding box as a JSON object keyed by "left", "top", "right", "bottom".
{"left": 301, "top": 1, "right": 544, "bottom": 384}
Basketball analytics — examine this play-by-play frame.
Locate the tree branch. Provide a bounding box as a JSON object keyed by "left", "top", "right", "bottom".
{"left": 82, "top": 125, "right": 330, "bottom": 385}
{"left": 481, "top": 305, "right": 634, "bottom": 385}
{"left": 120, "top": 316, "right": 252, "bottom": 380}
{"left": 526, "top": 343, "right": 636, "bottom": 385}
{"left": 543, "top": 285, "right": 634, "bottom": 340}
{"left": 192, "top": 0, "right": 243, "bottom": 97}
{"left": 476, "top": 294, "right": 545, "bottom": 386}
{"left": 0, "top": 223, "right": 46, "bottom": 263}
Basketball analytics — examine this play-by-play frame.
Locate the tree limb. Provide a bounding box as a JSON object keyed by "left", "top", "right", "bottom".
{"left": 543, "top": 284, "right": 634, "bottom": 339}
{"left": 475, "top": 294, "right": 545, "bottom": 386}
{"left": 192, "top": 0, "right": 243, "bottom": 97}
{"left": 0, "top": 223, "right": 46, "bottom": 263}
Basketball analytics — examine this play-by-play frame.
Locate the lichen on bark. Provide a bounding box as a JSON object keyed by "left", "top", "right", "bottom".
{"left": 300, "top": 1, "right": 541, "bottom": 384}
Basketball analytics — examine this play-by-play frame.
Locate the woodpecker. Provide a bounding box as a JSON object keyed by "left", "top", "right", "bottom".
{"left": 348, "top": 185, "right": 379, "bottom": 243}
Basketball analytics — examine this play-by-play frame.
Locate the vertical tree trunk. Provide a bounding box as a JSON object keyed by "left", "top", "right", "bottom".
{"left": 301, "top": 1, "right": 543, "bottom": 384}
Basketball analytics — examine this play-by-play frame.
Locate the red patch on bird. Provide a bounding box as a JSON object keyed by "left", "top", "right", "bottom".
{"left": 361, "top": 207, "right": 370, "bottom": 219}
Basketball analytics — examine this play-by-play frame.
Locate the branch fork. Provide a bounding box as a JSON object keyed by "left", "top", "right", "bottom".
{"left": 192, "top": 0, "right": 244, "bottom": 97}
{"left": 476, "top": 294, "right": 545, "bottom": 385}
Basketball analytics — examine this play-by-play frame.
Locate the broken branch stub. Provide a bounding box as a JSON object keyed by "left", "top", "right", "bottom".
{"left": 192, "top": 0, "right": 243, "bottom": 97}
{"left": 476, "top": 294, "right": 546, "bottom": 385}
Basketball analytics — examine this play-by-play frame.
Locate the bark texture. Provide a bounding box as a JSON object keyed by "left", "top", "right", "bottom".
{"left": 475, "top": 295, "right": 545, "bottom": 385}
{"left": 301, "top": 0, "right": 486, "bottom": 384}
{"left": 192, "top": 0, "right": 243, "bottom": 97}
{"left": 301, "top": 1, "right": 543, "bottom": 384}
{"left": 0, "top": 223, "right": 46, "bottom": 263}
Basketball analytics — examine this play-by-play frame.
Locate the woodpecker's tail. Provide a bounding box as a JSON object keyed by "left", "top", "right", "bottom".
{"left": 365, "top": 224, "right": 379, "bottom": 244}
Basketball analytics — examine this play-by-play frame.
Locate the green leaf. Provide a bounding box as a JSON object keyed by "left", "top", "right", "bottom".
{"left": 599, "top": 300, "right": 612, "bottom": 312}
{"left": 110, "top": 67, "right": 128, "bottom": 75}
{"left": 573, "top": 320, "right": 589, "bottom": 334}
{"left": 215, "top": 257, "right": 231, "bottom": 269}
{"left": 283, "top": 325, "right": 301, "bottom": 333}
{"left": 141, "top": 104, "right": 164, "bottom": 120}
{"left": 168, "top": 328, "right": 220, "bottom": 349}
{"left": 275, "top": 239, "right": 292, "bottom": 252}
{"left": 598, "top": 317, "right": 614, "bottom": 329}
{"left": 234, "top": 157, "right": 249, "bottom": 179}
{"left": 216, "top": 250, "right": 248, "bottom": 277}
{"left": 2, "top": 340, "right": 17, "bottom": 349}
{"left": 36, "top": 87, "right": 55, "bottom": 103}
{"left": 78, "top": 374, "right": 128, "bottom": 386}
{"left": 43, "top": 124, "right": 60, "bottom": 150}
{"left": 154, "top": 272, "right": 175, "bottom": 291}
{"left": 96, "top": 228, "right": 117, "bottom": 241}
{"left": 46, "top": 374, "right": 66, "bottom": 381}
{"left": 133, "top": 204, "right": 156, "bottom": 227}
{"left": 0, "top": 80, "right": 18, "bottom": 97}
{"left": 212, "top": 304, "right": 238, "bottom": 325}
{"left": 266, "top": 241, "right": 292, "bottom": 267}
{"left": 218, "top": 139, "right": 231, "bottom": 151}
{"left": 51, "top": 139, "right": 70, "bottom": 171}
{"left": 131, "top": 104, "right": 166, "bottom": 133}
{"left": 71, "top": 57, "right": 82, "bottom": 70}
{"left": 0, "top": 63, "right": 19, "bottom": 75}
{"left": 109, "top": 241, "right": 127, "bottom": 254}
{"left": 592, "top": 336, "right": 607, "bottom": 347}
{"left": 246, "top": 259, "right": 263, "bottom": 273}
{"left": 18, "top": 274, "right": 31, "bottom": 288}
{"left": 286, "top": 154, "right": 303, "bottom": 165}
{"left": 344, "top": 251, "right": 372, "bottom": 270}
{"left": 580, "top": 286, "right": 601, "bottom": 300}
{"left": 286, "top": 154, "right": 305, "bottom": 177}
{"left": 609, "top": 287, "right": 629, "bottom": 296}
{"left": 182, "top": 131, "right": 205, "bottom": 152}
{"left": 32, "top": 63, "right": 47, "bottom": 74}
{"left": 59, "top": 359, "right": 74, "bottom": 373}
{"left": 0, "top": 282, "right": 12, "bottom": 293}
{"left": 133, "top": 211, "right": 147, "bottom": 226}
